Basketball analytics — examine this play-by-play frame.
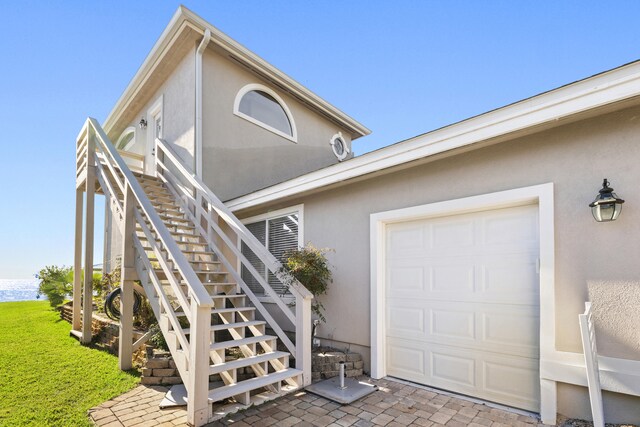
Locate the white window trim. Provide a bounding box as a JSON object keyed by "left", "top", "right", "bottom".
{"left": 240, "top": 204, "right": 304, "bottom": 303}
{"left": 370, "top": 183, "right": 556, "bottom": 422}
{"left": 233, "top": 83, "right": 298, "bottom": 143}
{"left": 330, "top": 132, "right": 350, "bottom": 161}
{"left": 116, "top": 126, "right": 137, "bottom": 150}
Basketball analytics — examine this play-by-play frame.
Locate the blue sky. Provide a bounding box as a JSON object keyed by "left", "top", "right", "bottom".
{"left": 1, "top": 1, "right": 640, "bottom": 279}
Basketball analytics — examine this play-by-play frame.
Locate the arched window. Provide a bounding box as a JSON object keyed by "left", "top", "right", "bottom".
{"left": 234, "top": 84, "right": 297, "bottom": 142}
{"left": 115, "top": 127, "right": 136, "bottom": 150}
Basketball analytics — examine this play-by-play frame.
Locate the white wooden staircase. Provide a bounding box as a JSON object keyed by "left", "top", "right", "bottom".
{"left": 73, "top": 118, "right": 312, "bottom": 426}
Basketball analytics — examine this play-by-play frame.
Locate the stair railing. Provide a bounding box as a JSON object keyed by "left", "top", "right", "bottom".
{"left": 76, "top": 118, "right": 213, "bottom": 426}
{"left": 155, "top": 137, "right": 313, "bottom": 386}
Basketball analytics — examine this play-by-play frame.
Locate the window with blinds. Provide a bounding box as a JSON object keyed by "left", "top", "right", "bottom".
{"left": 241, "top": 212, "right": 299, "bottom": 296}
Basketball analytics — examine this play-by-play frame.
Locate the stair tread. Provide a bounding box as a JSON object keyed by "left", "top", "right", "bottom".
{"left": 140, "top": 238, "right": 207, "bottom": 246}
{"left": 157, "top": 215, "right": 190, "bottom": 222}
{"left": 137, "top": 225, "right": 198, "bottom": 234}
{"left": 210, "top": 294, "right": 244, "bottom": 299}
{"left": 147, "top": 257, "right": 220, "bottom": 265}
{"left": 211, "top": 320, "right": 265, "bottom": 331}
{"left": 208, "top": 368, "right": 301, "bottom": 402}
{"left": 173, "top": 306, "right": 255, "bottom": 317}
{"left": 155, "top": 269, "right": 228, "bottom": 275}
{"left": 209, "top": 351, "right": 289, "bottom": 375}
{"left": 182, "top": 320, "right": 266, "bottom": 334}
{"left": 158, "top": 280, "right": 235, "bottom": 286}
{"left": 209, "top": 334, "right": 276, "bottom": 351}
{"left": 183, "top": 250, "right": 216, "bottom": 255}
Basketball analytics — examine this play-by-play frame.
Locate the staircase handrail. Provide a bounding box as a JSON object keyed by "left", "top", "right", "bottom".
{"left": 82, "top": 118, "right": 214, "bottom": 309}
{"left": 155, "top": 137, "right": 313, "bottom": 301}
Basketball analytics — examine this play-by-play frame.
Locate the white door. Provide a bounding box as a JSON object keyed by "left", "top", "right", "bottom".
{"left": 385, "top": 204, "right": 540, "bottom": 411}
{"left": 145, "top": 99, "right": 163, "bottom": 175}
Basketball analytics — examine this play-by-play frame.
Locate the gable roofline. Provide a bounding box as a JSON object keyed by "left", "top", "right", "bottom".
{"left": 225, "top": 59, "right": 640, "bottom": 212}
{"left": 103, "top": 6, "right": 370, "bottom": 139}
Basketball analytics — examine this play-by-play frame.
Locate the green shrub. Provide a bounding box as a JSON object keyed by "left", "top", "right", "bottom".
{"left": 279, "top": 244, "right": 333, "bottom": 322}
{"left": 37, "top": 266, "right": 102, "bottom": 308}
{"left": 37, "top": 265, "right": 73, "bottom": 308}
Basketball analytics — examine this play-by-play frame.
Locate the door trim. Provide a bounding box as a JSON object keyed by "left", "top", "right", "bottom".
{"left": 370, "top": 183, "right": 555, "bottom": 418}
{"left": 145, "top": 95, "right": 163, "bottom": 175}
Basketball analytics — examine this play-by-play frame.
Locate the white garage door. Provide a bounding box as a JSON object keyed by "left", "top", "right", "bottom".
{"left": 385, "top": 204, "right": 540, "bottom": 411}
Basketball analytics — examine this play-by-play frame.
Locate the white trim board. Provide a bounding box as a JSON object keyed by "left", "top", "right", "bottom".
{"left": 369, "top": 183, "right": 640, "bottom": 424}
{"left": 370, "top": 184, "right": 556, "bottom": 422}
{"left": 233, "top": 83, "right": 299, "bottom": 143}
{"left": 145, "top": 95, "right": 163, "bottom": 176}
{"left": 226, "top": 61, "right": 640, "bottom": 213}
{"left": 238, "top": 204, "right": 304, "bottom": 304}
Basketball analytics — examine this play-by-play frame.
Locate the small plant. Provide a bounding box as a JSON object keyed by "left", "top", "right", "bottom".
{"left": 37, "top": 265, "right": 73, "bottom": 308}
{"left": 96, "top": 267, "right": 121, "bottom": 312}
{"left": 279, "top": 243, "right": 333, "bottom": 322}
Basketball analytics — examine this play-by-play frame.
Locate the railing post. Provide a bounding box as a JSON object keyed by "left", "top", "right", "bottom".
{"left": 72, "top": 187, "right": 83, "bottom": 332}
{"left": 81, "top": 129, "right": 96, "bottom": 345}
{"left": 187, "top": 302, "right": 211, "bottom": 426}
{"left": 118, "top": 183, "right": 136, "bottom": 370}
{"left": 296, "top": 294, "right": 312, "bottom": 386}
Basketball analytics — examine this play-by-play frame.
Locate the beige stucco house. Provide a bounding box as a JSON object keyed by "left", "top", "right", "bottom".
{"left": 73, "top": 6, "right": 640, "bottom": 426}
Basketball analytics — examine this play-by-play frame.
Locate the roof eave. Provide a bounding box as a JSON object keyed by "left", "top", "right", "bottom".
{"left": 103, "top": 6, "right": 370, "bottom": 139}
{"left": 224, "top": 59, "right": 640, "bottom": 212}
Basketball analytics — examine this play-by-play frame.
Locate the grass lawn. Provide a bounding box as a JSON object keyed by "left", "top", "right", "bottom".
{"left": 0, "top": 301, "right": 139, "bottom": 426}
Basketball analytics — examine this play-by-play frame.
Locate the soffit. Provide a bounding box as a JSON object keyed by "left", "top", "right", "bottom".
{"left": 103, "top": 7, "right": 370, "bottom": 142}
{"left": 106, "top": 23, "right": 200, "bottom": 142}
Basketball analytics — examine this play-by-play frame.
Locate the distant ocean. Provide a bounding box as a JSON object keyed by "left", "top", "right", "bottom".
{"left": 0, "top": 279, "right": 42, "bottom": 303}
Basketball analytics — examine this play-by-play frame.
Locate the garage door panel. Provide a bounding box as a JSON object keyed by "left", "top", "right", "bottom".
{"left": 388, "top": 257, "right": 537, "bottom": 305}
{"left": 482, "top": 208, "right": 538, "bottom": 246}
{"left": 432, "top": 219, "right": 475, "bottom": 249}
{"left": 432, "top": 264, "right": 475, "bottom": 292}
{"left": 480, "top": 254, "right": 539, "bottom": 297}
{"left": 431, "top": 351, "right": 476, "bottom": 387}
{"left": 482, "top": 309, "right": 539, "bottom": 351}
{"left": 388, "top": 266, "right": 425, "bottom": 292}
{"left": 388, "top": 223, "right": 427, "bottom": 254}
{"left": 385, "top": 204, "right": 540, "bottom": 411}
{"left": 387, "top": 342, "right": 426, "bottom": 377}
{"left": 387, "top": 300, "right": 537, "bottom": 357}
{"left": 483, "top": 357, "right": 540, "bottom": 411}
{"left": 388, "top": 306, "right": 424, "bottom": 334}
{"left": 387, "top": 337, "right": 539, "bottom": 412}
{"left": 431, "top": 308, "right": 475, "bottom": 340}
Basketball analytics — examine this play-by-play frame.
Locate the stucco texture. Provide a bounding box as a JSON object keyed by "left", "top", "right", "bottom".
{"left": 124, "top": 47, "right": 196, "bottom": 170}
{"left": 202, "top": 48, "right": 353, "bottom": 201}
{"left": 239, "top": 104, "right": 640, "bottom": 363}
{"left": 588, "top": 281, "right": 640, "bottom": 360}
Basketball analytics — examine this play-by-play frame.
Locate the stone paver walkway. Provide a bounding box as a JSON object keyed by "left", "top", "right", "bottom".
{"left": 89, "top": 378, "right": 546, "bottom": 427}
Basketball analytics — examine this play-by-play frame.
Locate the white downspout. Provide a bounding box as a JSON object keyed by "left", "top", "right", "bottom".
{"left": 195, "top": 29, "right": 211, "bottom": 178}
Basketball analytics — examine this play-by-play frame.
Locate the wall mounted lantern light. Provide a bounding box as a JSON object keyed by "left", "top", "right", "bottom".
{"left": 139, "top": 117, "right": 148, "bottom": 129}
{"left": 589, "top": 179, "right": 625, "bottom": 222}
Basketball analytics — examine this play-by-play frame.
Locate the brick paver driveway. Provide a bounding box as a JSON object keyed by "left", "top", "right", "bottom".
{"left": 90, "top": 378, "right": 545, "bottom": 426}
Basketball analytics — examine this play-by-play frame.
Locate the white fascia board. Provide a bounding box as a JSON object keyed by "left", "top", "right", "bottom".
{"left": 179, "top": 7, "right": 370, "bottom": 138}
{"left": 103, "top": 6, "right": 370, "bottom": 139}
{"left": 226, "top": 61, "right": 640, "bottom": 212}
{"left": 103, "top": 7, "right": 189, "bottom": 133}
